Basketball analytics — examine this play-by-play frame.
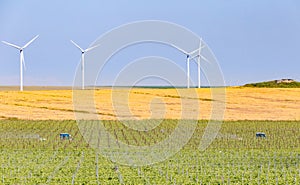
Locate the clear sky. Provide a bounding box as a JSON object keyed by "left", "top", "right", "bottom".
{"left": 0, "top": 0, "right": 299, "bottom": 86}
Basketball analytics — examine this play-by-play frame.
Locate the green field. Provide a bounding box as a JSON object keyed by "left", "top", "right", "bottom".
{"left": 0, "top": 120, "right": 299, "bottom": 184}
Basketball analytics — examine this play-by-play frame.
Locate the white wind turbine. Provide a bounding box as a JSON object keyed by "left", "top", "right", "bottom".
{"left": 2, "top": 35, "right": 39, "bottom": 91}
{"left": 70, "top": 40, "right": 99, "bottom": 90}
{"left": 195, "top": 38, "right": 206, "bottom": 88}
{"left": 171, "top": 39, "right": 208, "bottom": 88}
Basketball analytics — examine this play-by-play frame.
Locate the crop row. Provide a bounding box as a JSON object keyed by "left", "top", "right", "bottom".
{"left": 0, "top": 120, "right": 299, "bottom": 184}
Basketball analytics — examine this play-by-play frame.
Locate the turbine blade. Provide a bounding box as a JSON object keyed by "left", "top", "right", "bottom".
{"left": 189, "top": 54, "right": 198, "bottom": 60}
{"left": 198, "top": 39, "right": 202, "bottom": 55}
{"left": 2, "top": 41, "right": 21, "bottom": 50}
{"left": 22, "top": 35, "right": 39, "bottom": 49}
{"left": 200, "top": 55, "right": 210, "bottom": 63}
{"left": 190, "top": 48, "right": 199, "bottom": 55}
{"left": 190, "top": 57, "right": 198, "bottom": 63}
{"left": 196, "top": 38, "right": 205, "bottom": 56}
{"left": 70, "top": 40, "right": 84, "bottom": 52}
{"left": 85, "top": 44, "right": 100, "bottom": 52}
{"left": 170, "top": 44, "right": 189, "bottom": 55}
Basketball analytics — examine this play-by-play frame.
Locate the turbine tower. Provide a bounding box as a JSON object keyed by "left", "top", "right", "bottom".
{"left": 2, "top": 35, "right": 39, "bottom": 91}
{"left": 70, "top": 40, "right": 99, "bottom": 90}
{"left": 196, "top": 38, "right": 205, "bottom": 88}
{"left": 171, "top": 40, "right": 208, "bottom": 88}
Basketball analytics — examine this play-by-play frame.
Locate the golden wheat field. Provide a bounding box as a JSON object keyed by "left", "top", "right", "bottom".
{"left": 0, "top": 87, "right": 299, "bottom": 120}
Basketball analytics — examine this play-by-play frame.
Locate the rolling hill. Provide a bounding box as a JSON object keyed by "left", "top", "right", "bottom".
{"left": 244, "top": 79, "right": 300, "bottom": 88}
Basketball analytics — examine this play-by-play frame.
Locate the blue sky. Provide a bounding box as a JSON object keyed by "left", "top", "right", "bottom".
{"left": 0, "top": 0, "right": 299, "bottom": 86}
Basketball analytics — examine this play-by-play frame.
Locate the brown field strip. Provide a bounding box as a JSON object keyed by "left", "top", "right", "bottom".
{"left": 0, "top": 87, "right": 299, "bottom": 120}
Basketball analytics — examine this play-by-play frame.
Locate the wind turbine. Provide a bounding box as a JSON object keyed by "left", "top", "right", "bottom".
{"left": 195, "top": 38, "right": 206, "bottom": 88}
{"left": 171, "top": 39, "right": 208, "bottom": 88}
{"left": 70, "top": 40, "right": 99, "bottom": 90}
{"left": 2, "top": 35, "right": 39, "bottom": 91}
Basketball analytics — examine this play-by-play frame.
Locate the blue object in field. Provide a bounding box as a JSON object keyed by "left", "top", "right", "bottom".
{"left": 60, "top": 133, "right": 70, "bottom": 140}
{"left": 256, "top": 132, "right": 266, "bottom": 138}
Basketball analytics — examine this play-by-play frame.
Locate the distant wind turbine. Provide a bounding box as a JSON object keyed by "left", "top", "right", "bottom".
{"left": 70, "top": 40, "right": 99, "bottom": 90}
{"left": 195, "top": 38, "right": 206, "bottom": 88}
{"left": 2, "top": 35, "right": 39, "bottom": 91}
{"left": 171, "top": 39, "right": 208, "bottom": 88}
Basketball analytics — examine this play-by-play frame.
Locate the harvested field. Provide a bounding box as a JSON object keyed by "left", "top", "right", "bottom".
{"left": 0, "top": 87, "right": 299, "bottom": 120}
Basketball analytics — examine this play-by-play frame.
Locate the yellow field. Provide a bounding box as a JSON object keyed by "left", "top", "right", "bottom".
{"left": 0, "top": 87, "right": 299, "bottom": 120}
